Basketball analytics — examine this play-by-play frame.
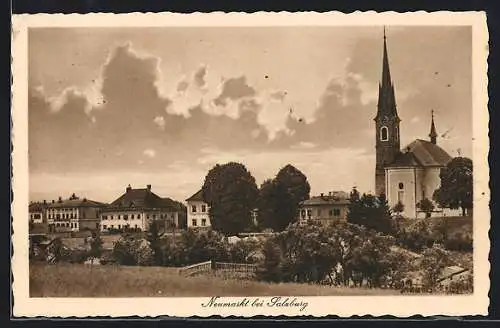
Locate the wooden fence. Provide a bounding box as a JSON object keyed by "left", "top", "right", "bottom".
{"left": 178, "top": 260, "right": 212, "bottom": 277}
{"left": 178, "top": 261, "right": 257, "bottom": 278}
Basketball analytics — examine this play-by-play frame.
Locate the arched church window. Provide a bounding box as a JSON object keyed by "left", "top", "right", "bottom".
{"left": 380, "top": 126, "right": 389, "bottom": 141}
{"left": 395, "top": 127, "right": 399, "bottom": 141}
{"left": 398, "top": 182, "right": 404, "bottom": 190}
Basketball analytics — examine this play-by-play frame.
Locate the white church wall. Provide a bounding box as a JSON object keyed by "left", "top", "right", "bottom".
{"left": 386, "top": 168, "right": 417, "bottom": 218}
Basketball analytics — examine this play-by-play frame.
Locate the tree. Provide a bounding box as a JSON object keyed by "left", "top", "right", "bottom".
{"left": 433, "top": 157, "right": 473, "bottom": 216}
{"left": 417, "top": 198, "right": 435, "bottom": 218}
{"left": 347, "top": 190, "right": 393, "bottom": 234}
{"left": 392, "top": 201, "right": 405, "bottom": 216}
{"left": 87, "top": 231, "right": 103, "bottom": 265}
{"left": 147, "top": 219, "right": 165, "bottom": 266}
{"left": 202, "top": 162, "right": 259, "bottom": 236}
{"left": 257, "top": 165, "right": 311, "bottom": 232}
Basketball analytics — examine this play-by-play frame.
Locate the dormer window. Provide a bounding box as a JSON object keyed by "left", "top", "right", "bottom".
{"left": 380, "top": 126, "right": 389, "bottom": 141}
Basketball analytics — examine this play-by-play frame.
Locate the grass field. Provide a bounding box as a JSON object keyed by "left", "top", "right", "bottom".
{"left": 29, "top": 263, "right": 400, "bottom": 297}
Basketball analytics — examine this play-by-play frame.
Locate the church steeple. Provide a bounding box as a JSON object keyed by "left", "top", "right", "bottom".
{"left": 374, "top": 27, "right": 401, "bottom": 196}
{"left": 376, "top": 27, "right": 399, "bottom": 120}
{"left": 429, "top": 110, "right": 438, "bottom": 144}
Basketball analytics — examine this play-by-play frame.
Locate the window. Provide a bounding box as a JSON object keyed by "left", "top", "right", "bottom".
{"left": 124, "top": 214, "right": 128, "bottom": 220}
{"left": 152, "top": 214, "right": 156, "bottom": 219}
{"left": 137, "top": 214, "right": 141, "bottom": 219}
{"left": 307, "top": 210, "right": 312, "bottom": 218}
{"left": 301, "top": 210, "right": 306, "bottom": 218}
{"left": 380, "top": 126, "right": 389, "bottom": 141}
{"left": 399, "top": 182, "right": 404, "bottom": 190}
{"left": 102, "top": 215, "right": 107, "bottom": 220}
{"left": 201, "top": 205, "right": 206, "bottom": 213}
{"left": 333, "top": 209, "right": 341, "bottom": 216}
{"left": 134, "top": 224, "right": 138, "bottom": 229}
{"left": 395, "top": 126, "right": 399, "bottom": 141}
{"left": 111, "top": 225, "right": 114, "bottom": 229}
{"left": 131, "top": 214, "right": 134, "bottom": 219}
{"left": 192, "top": 205, "right": 197, "bottom": 213}
{"left": 118, "top": 224, "right": 121, "bottom": 229}
{"left": 103, "top": 225, "right": 107, "bottom": 229}
{"left": 201, "top": 219, "right": 207, "bottom": 226}
{"left": 95, "top": 223, "right": 99, "bottom": 229}
{"left": 192, "top": 219, "right": 197, "bottom": 227}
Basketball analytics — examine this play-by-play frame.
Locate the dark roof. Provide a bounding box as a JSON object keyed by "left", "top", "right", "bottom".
{"left": 186, "top": 189, "right": 205, "bottom": 202}
{"left": 387, "top": 139, "right": 452, "bottom": 168}
{"left": 161, "top": 197, "right": 186, "bottom": 211}
{"left": 300, "top": 192, "right": 350, "bottom": 206}
{"left": 46, "top": 198, "right": 106, "bottom": 209}
{"left": 110, "top": 188, "right": 167, "bottom": 209}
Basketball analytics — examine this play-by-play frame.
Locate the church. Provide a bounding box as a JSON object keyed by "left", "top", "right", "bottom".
{"left": 374, "top": 31, "right": 460, "bottom": 219}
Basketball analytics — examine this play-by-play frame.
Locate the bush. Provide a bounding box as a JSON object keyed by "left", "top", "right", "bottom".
{"left": 443, "top": 232, "right": 473, "bottom": 252}
{"left": 111, "top": 235, "right": 153, "bottom": 266}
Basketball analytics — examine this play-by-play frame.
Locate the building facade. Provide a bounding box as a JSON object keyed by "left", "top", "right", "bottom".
{"left": 374, "top": 30, "right": 461, "bottom": 218}
{"left": 100, "top": 184, "right": 185, "bottom": 232}
{"left": 46, "top": 194, "right": 106, "bottom": 232}
{"left": 29, "top": 201, "right": 47, "bottom": 224}
{"left": 298, "top": 191, "right": 350, "bottom": 225}
{"left": 186, "top": 189, "right": 211, "bottom": 228}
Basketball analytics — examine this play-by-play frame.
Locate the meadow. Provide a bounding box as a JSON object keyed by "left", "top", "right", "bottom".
{"left": 29, "top": 263, "right": 400, "bottom": 297}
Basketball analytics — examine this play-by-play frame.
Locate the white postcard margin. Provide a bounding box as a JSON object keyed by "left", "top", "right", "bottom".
{"left": 11, "top": 11, "right": 490, "bottom": 318}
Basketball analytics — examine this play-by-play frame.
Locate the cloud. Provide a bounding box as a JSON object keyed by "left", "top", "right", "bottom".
{"left": 194, "top": 65, "right": 207, "bottom": 88}
{"left": 143, "top": 149, "right": 156, "bottom": 158}
{"left": 213, "top": 76, "right": 256, "bottom": 107}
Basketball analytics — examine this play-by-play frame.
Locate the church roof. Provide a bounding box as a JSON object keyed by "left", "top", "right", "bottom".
{"left": 387, "top": 139, "right": 452, "bottom": 168}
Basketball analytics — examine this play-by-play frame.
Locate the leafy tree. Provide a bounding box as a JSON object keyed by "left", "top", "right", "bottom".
{"left": 417, "top": 198, "right": 435, "bottom": 218}
{"left": 392, "top": 201, "right": 405, "bottom": 216}
{"left": 433, "top": 157, "right": 473, "bottom": 216}
{"left": 202, "top": 162, "right": 259, "bottom": 235}
{"left": 147, "top": 219, "right": 165, "bottom": 266}
{"left": 257, "top": 165, "right": 311, "bottom": 232}
{"left": 87, "top": 231, "right": 103, "bottom": 265}
{"left": 347, "top": 190, "right": 393, "bottom": 234}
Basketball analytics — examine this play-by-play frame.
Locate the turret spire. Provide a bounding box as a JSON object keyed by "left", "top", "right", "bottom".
{"left": 429, "top": 110, "right": 438, "bottom": 144}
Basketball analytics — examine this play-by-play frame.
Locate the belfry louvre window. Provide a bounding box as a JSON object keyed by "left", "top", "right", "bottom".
{"left": 380, "top": 126, "right": 389, "bottom": 141}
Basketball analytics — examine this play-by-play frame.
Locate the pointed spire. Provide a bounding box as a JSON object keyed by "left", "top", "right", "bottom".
{"left": 375, "top": 26, "right": 398, "bottom": 120}
{"left": 429, "top": 110, "right": 438, "bottom": 144}
{"left": 381, "top": 26, "right": 392, "bottom": 89}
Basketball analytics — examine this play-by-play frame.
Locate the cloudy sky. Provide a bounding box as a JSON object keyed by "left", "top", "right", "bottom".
{"left": 28, "top": 26, "right": 472, "bottom": 203}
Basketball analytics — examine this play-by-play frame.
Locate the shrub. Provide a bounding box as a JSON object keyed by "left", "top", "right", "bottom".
{"left": 443, "top": 232, "right": 473, "bottom": 252}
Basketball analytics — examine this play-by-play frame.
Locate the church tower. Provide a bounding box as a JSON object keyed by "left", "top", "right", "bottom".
{"left": 374, "top": 28, "right": 401, "bottom": 196}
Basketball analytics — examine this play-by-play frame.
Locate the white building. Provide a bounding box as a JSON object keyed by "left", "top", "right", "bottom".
{"left": 373, "top": 31, "right": 462, "bottom": 219}
{"left": 46, "top": 194, "right": 106, "bottom": 232}
{"left": 185, "top": 189, "right": 211, "bottom": 228}
{"left": 100, "top": 184, "right": 186, "bottom": 232}
{"left": 297, "top": 191, "right": 350, "bottom": 225}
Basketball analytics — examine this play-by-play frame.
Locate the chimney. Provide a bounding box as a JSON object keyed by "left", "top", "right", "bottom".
{"left": 126, "top": 184, "right": 132, "bottom": 193}
{"left": 328, "top": 192, "right": 332, "bottom": 197}
{"left": 51, "top": 200, "right": 55, "bottom": 204}
{"left": 43, "top": 200, "right": 47, "bottom": 205}
{"left": 58, "top": 196, "right": 62, "bottom": 203}
{"left": 320, "top": 193, "right": 324, "bottom": 197}
{"left": 147, "top": 184, "right": 151, "bottom": 191}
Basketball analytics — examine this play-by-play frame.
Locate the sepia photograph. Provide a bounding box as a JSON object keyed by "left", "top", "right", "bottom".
{"left": 12, "top": 12, "right": 489, "bottom": 317}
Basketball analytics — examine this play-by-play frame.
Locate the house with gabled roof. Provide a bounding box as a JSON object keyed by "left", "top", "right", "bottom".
{"left": 100, "top": 184, "right": 186, "bottom": 232}
{"left": 185, "top": 189, "right": 211, "bottom": 229}
{"left": 297, "top": 191, "right": 350, "bottom": 225}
